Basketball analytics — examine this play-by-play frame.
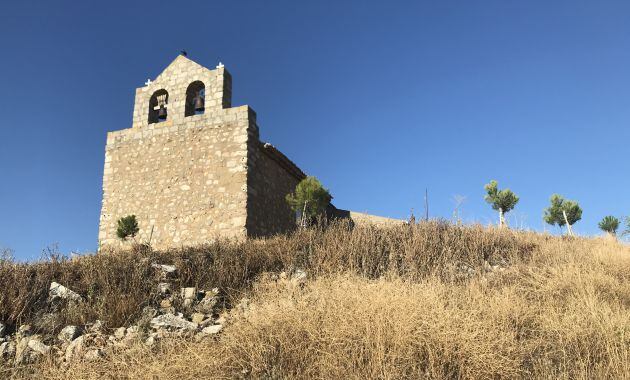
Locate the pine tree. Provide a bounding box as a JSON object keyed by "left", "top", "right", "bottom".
{"left": 116, "top": 215, "right": 139, "bottom": 240}
{"left": 543, "top": 194, "right": 582, "bottom": 236}
{"left": 598, "top": 216, "right": 620, "bottom": 235}
{"left": 543, "top": 194, "right": 566, "bottom": 228}
{"left": 484, "top": 180, "right": 519, "bottom": 228}
{"left": 286, "top": 176, "right": 332, "bottom": 226}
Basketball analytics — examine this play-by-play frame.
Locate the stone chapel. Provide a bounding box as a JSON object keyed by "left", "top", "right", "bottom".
{"left": 98, "top": 55, "right": 398, "bottom": 249}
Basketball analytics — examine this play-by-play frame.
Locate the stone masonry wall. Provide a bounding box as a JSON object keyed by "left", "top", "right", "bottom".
{"left": 246, "top": 143, "right": 304, "bottom": 237}
{"left": 98, "top": 56, "right": 254, "bottom": 249}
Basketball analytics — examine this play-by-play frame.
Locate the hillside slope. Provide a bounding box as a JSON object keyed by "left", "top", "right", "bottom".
{"left": 1, "top": 222, "right": 629, "bottom": 379}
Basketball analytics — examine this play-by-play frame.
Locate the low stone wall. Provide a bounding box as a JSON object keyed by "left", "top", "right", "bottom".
{"left": 349, "top": 211, "right": 404, "bottom": 226}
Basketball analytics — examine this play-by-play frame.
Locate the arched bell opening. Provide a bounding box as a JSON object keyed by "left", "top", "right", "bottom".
{"left": 148, "top": 89, "right": 169, "bottom": 124}
{"left": 185, "top": 81, "right": 205, "bottom": 117}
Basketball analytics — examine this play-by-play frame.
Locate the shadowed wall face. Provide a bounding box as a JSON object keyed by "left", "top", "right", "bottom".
{"left": 246, "top": 142, "right": 304, "bottom": 237}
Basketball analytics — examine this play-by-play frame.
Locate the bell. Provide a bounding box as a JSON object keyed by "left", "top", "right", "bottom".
{"left": 193, "top": 94, "right": 204, "bottom": 111}
{"left": 157, "top": 106, "right": 167, "bottom": 120}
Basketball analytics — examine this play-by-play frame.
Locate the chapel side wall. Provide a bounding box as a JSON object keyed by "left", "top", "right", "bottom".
{"left": 246, "top": 143, "right": 302, "bottom": 237}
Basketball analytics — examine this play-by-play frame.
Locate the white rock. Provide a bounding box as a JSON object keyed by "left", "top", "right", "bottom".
{"left": 88, "top": 320, "right": 104, "bottom": 333}
{"left": 113, "top": 327, "right": 126, "bottom": 339}
{"left": 199, "top": 317, "right": 214, "bottom": 328}
{"left": 49, "top": 282, "right": 83, "bottom": 302}
{"left": 0, "top": 341, "right": 15, "bottom": 359}
{"left": 215, "top": 315, "right": 227, "bottom": 325}
{"left": 151, "top": 263, "right": 177, "bottom": 274}
{"left": 201, "top": 324, "right": 223, "bottom": 335}
{"left": 65, "top": 335, "right": 85, "bottom": 362}
{"left": 14, "top": 338, "right": 30, "bottom": 364}
{"left": 195, "top": 290, "right": 218, "bottom": 314}
{"left": 191, "top": 313, "right": 205, "bottom": 324}
{"left": 180, "top": 287, "right": 197, "bottom": 300}
{"left": 17, "top": 324, "right": 31, "bottom": 338}
{"left": 120, "top": 327, "right": 140, "bottom": 347}
{"left": 83, "top": 348, "right": 103, "bottom": 361}
{"left": 157, "top": 282, "right": 172, "bottom": 294}
{"left": 58, "top": 325, "right": 81, "bottom": 342}
{"left": 150, "top": 313, "right": 197, "bottom": 331}
{"left": 291, "top": 269, "right": 307, "bottom": 285}
{"left": 27, "top": 338, "right": 50, "bottom": 355}
{"left": 145, "top": 333, "right": 159, "bottom": 346}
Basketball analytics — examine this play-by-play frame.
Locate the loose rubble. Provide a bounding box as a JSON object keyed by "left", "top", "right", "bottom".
{"left": 150, "top": 313, "right": 198, "bottom": 331}
{"left": 151, "top": 263, "right": 177, "bottom": 277}
{"left": 58, "top": 325, "right": 82, "bottom": 342}
{"left": 0, "top": 265, "right": 235, "bottom": 367}
{"left": 49, "top": 282, "right": 83, "bottom": 303}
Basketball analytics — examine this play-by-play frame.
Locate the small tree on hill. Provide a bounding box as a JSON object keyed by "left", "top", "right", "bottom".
{"left": 563, "top": 200, "right": 582, "bottom": 231}
{"left": 543, "top": 194, "right": 582, "bottom": 236}
{"left": 484, "top": 180, "right": 519, "bottom": 228}
{"left": 286, "top": 176, "right": 332, "bottom": 227}
{"left": 598, "top": 216, "right": 620, "bottom": 236}
{"left": 544, "top": 194, "right": 565, "bottom": 230}
{"left": 116, "top": 215, "right": 139, "bottom": 241}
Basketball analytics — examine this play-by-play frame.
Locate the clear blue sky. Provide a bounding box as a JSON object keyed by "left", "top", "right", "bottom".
{"left": 1, "top": 1, "right": 629, "bottom": 260}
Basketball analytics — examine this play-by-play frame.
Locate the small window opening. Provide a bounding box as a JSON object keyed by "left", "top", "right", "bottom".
{"left": 185, "top": 81, "right": 205, "bottom": 117}
{"left": 148, "top": 89, "right": 169, "bottom": 124}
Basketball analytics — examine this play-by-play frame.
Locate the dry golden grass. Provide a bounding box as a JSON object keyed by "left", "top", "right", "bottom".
{"left": 0, "top": 221, "right": 532, "bottom": 332}
{"left": 2, "top": 223, "right": 630, "bottom": 379}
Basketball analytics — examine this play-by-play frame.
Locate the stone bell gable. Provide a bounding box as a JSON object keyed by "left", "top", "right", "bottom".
{"left": 129, "top": 55, "right": 233, "bottom": 129}
{"left": 98, "top": 54, "right": 401, "bottom": 250}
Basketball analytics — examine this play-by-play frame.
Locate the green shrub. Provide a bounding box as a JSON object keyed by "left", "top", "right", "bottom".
{"left": 598, "top": 216, "right": 620, "bottom": 235}
{"left": 116, "top": 215, "right": 139, "bottom": 240}
{"left": 286, "top": 176, "right": 332, "bottom": 224}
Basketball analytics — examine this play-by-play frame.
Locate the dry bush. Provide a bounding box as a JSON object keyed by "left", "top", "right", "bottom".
{"left": 3, "top": 223, "right": 630, "bottom": 379}
{"left": 0, "top": 221, "right": 534, "bottom": 336}
{"left": 36, "top": 236, "right": 630, "bottom": 379}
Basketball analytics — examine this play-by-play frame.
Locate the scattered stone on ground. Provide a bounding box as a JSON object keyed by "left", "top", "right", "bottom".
{"left": 151, "top": 263, "right": 177, "bottom": 276}
{"left": 49, "top": 282, "right": 83, "bottom": 303}
{"left": 291, "top": 269, "right": 307, "bottom": 286}
{"left": 64, "top": 335, "right": 85, "bottom": 362}
{"left": 195, "top": 288, "right": 219, "bottom": 313}
{"left": 27, "top": 338, "right": 51, "bottom": 356}
{"left": 113, "top": 327, "right": 126, "bottom": 340}
{"left": 158, "top": 282, "right": 171, "bottom": 294}
{"left": 0, "top": 341, "right": 15, "bottom": 360}
{"left": 88, "top": 320, "right": 104, "bottom": 334}
{"left": 180, "top": 287, "right": 197, "bottom": 307}
{"left": 58, "top": 325, "right": 82, "bottom": 342}
{"left": 150, "top": 313, "right": 198, "bottom": 331}
{"left": 0, "top": 268, "right": 314, "bottom": 367}
{"left": 201, "top": 324, "right": 223, "bottom": 335}
{"left": 191, "top": 313, "right": 206, "bottom": 324}
{"left": 83, "top": 348, "right": 104, "bottom": 361}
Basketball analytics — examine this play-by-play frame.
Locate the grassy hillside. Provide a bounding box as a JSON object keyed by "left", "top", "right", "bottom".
{"left": 2, "top": 222, "right": 629, "bottom": 379}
